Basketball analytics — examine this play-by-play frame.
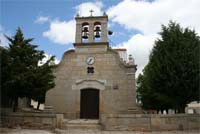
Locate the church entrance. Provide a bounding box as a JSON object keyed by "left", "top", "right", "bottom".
{"left": 80, "top": 89, "right": 99, "bottom": 119}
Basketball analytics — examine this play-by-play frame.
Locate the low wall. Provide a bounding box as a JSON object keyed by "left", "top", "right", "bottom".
{"left": 1, "top": 111, "right": 199, "bottom": 131}
{"left": 0, "top": 110, "right": 63, "bottom": 129}
{"left": 100, "top": 114, "right": 200, "bottom": 131}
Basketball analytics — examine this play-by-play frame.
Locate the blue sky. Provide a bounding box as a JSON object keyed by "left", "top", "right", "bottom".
{"left": 1, "top": 0, "right": 200, "bottom": 76}
{"left": 1, "top": 0, "right": 130, "bottom": 59}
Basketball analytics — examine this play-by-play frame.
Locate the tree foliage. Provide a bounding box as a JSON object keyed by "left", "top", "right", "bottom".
{"left": 0, "top": 28, "right": 55, "bottom": 111}
{"left": 137, "top": 21, "right": 200, "bottom": 113}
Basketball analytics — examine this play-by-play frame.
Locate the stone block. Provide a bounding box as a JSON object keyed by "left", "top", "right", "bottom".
{"left": 24, "top": 117, "right": 34, "bottom": 124}
{"left": 42, "top": 118, "right": 52, "bottom": 125}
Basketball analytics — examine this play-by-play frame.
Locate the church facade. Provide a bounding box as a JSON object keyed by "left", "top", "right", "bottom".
{"left": 45, "top": 13, "right": 139, "bottom": 119}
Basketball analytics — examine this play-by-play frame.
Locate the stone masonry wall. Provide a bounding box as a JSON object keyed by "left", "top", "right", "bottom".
{"left": 1, "top": 112, "right": 199, "bottom": 131}
{"left": 100, "top": 114, "right": 200, "bottom": 131}
{"left": 0, "top": 111, "right": 63, "bottom": 129}
{"left": 45, "top": 44, "right": 137, "bottom": 118}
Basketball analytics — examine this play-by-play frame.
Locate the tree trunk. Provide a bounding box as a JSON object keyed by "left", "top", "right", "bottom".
{"left": 27, "top": 98, "right": 31, "bottom": 107}
{"left": 37, "top": 102, "right": 40, "bottom": 110}
{"left": 178, "top": 107, "right": 185, "bottom": 113}
{"left": 9, "top": 98, "right": 13, "bottom": 107}
{"left": 165, "top": 109, "right": 168, "bottom": 114}
{"left": 13, "top": 97, "right": 18, "bottom": 112}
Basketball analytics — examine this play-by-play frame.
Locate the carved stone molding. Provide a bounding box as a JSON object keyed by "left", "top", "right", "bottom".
{"left": 72, "top": 79, "right": 106, "bottom": 90}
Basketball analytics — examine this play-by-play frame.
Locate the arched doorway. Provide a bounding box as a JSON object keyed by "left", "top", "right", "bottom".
{"left": 80, "top": 89, "right": 99, "bottom": 119}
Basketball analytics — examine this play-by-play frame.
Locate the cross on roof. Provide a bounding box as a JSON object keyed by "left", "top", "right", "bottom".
{"left": 90, "top": 9, "right": 94, "bottom": 16}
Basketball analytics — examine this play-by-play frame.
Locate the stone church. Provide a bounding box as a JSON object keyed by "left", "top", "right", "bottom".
{"left": 46, "top": 13, "right": 139, "bottom": 119}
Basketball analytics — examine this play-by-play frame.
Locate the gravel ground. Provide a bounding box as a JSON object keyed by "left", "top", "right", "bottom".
{"left": 0, "top": 128, "right": 199, "bottom": 134}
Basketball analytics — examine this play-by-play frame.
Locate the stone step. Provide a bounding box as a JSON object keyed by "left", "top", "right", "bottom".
{"left": 127, "top": 109, "right": 141, "bottom": 114}
{"left": 62, "top": 119, "right": 101, "bottom": 130}
{"left": 43, "top": 106, "right": 54, "bottom": 113}
{"left": 128, "top": 107, "right": 143, "bottom": 114}
{"left": 62, "top": 123, "right": 101, "bottom": 130}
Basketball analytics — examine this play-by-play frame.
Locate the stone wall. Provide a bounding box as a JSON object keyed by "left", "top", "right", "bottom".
{"left": 100, "top": 114, "right": 200, "bottom": 131}
{"left": 0, "top": 111, "right": 63, "bottom": 129}
{"left": 1, "top": 112, "right": 200, "bottom": 131}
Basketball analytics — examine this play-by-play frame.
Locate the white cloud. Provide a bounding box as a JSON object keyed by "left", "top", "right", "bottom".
{"left": 107, "top": 0, "right": 200, "bottom": 76}
{"left": 43, "top": 1, "right": 104, "bottom": 45}
{"left": 35, "top": 16, "right": 50, "bottom": 24}
{"left": 119, "top": 34, "right": 158, "bottom": 77}
{"left": 107, "top": 0, "right": 200, "bottom": 34}
{"left": 0, "top": 33, "right": 8, "bottom": 47}
{"left": 0, "top": 25, "right": 9, "bottom": 47}
{"left": 38, "top": 53, "right": 60, "bottom": 66}
{"left": 75, "top": 1, "right": 103, "bottom": 17}
{"left": 43, "top": 19, "right": 75, "bottom": 45}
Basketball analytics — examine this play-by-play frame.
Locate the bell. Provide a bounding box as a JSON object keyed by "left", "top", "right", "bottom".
{"left": 94, "top": 26, "right": 100, "bottom": 32}
{"left": 94, "top": 26, "right": 101, "bottom": 38}
{"left": 82, "top": 32, "right": 88, "bottom": 39}
{"left": 95, "top": 31, "right": 100, "bottom": 38}
{"left": 82, "top": 27, "right": 88, "bottom": 39}
{"left": 82, "top": 27, "right": 89, "bottom": 32}
{"left": 108, "top": 30, "right": 113, "bottom": 35}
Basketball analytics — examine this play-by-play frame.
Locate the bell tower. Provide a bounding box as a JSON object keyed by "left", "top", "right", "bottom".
{"left": 74, "top": 11, "right": 108, "bottom": 45}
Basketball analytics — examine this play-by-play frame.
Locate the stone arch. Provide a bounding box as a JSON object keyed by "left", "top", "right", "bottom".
{"left": 81, "top": 22, "right": 89, "bottom": 42}
{"left": 94, "top": 21, "right": 101, "bottom": 25}
{"left": 82, "top": 22, "right": 89, "bottom": 26}
{"left": 94, "top": 22, "right": 102, "bottom": 42}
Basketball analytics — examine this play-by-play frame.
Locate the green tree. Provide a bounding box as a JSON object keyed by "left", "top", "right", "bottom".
{"left": 137, "top": 21, "right": 200, "bottom": 113}
{"left": 31, "top": 57, "right": 55, "bottom": 109}
{"left": 1, "top": 46, "right": 13, "bottom": 107}
{"left": 137, "top": 66, "right": 172, "bottom": 113}
{"left": 0, "top": 28, "right": 55, "bottom": 111}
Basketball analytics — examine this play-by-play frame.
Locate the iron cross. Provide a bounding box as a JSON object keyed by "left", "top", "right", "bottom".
{"left": 90, "top": 9, "right": 94, "bottom": 16}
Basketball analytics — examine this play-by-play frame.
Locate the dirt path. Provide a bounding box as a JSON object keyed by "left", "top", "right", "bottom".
{"left": 0, "top": 128, "right": 199, "bottom": 134}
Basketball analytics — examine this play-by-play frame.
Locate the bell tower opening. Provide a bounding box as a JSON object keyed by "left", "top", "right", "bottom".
{"left": 81, "top": 22, "right": 89, "bottom": 43}
{"left": 94, "top": 22, "right": 101, "bottom": 42}
{"left": 74, "top": 11, "right": 108, "bottom": 45}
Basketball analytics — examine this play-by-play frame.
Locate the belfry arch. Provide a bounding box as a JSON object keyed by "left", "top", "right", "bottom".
{"left": 94, "top": 22, "right": 102, "bottom": 42}
{"left": 81, "top": 22, "right": 89, "bottom": 42}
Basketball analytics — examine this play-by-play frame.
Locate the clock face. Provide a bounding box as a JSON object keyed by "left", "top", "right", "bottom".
{"left": 86, "top": 56, "right": 95, "bottom": 65}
